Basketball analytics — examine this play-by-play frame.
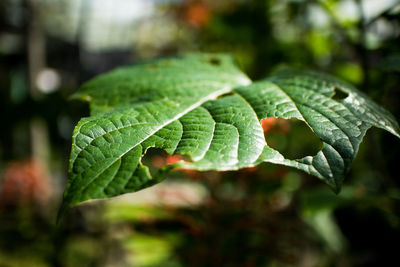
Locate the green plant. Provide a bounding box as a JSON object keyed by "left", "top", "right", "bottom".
{"left": 58, "top": 53, "right": 400, "bottom": 219}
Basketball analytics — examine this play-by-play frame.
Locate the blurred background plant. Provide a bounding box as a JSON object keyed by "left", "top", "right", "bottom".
{"left": 1, "top": 0, "right": 400, "bottom": 266}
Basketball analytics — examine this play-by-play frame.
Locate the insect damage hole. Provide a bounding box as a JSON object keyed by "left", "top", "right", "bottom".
{"left": 332, "top": 87, "right": 349, "bottom": 101}
{"left": 143, "top": 147, "right": 191, "bottom": 177}
{"left": 263, "top": 118, "right": 323, "bottom": 160}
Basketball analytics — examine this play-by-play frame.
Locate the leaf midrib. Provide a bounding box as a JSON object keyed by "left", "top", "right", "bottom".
{"left": 70, "top": 86, "right": 234, "bottom": 197}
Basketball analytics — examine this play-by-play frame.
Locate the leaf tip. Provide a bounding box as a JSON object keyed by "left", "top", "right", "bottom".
{"left": 327, "top": 177, "right": 343, "bottom": 195}
{"left": 56, "top": 198, "right": 72, "bottom": 225}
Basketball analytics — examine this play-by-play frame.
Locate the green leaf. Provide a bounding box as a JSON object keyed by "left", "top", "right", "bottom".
{"left": 239, "top": 69, "right": 399, "bottom": 191}
{"left": 59, "top": 54, "right": 400, "bottom": 219}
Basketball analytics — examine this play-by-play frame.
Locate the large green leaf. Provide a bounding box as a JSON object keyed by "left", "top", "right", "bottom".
{"left": 59, "top": 53, "right": 400, "bottom": 219}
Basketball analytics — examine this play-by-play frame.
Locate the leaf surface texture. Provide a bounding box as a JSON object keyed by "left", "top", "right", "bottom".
{"left": 60, "top": 54, "right": 400, "bottom": 216}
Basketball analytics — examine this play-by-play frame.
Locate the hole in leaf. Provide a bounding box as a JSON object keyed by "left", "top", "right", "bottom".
{"left": 263, "top": 118, "right": 323, "bottom": 160}
{"left": 142, "top": 148, "right": 187, "bottom": 177}
{"left": 208, "top": 57, "right": 221, "bottom": 66}
{"left": 332, "top": 87, "right": 349, "bottom": 101}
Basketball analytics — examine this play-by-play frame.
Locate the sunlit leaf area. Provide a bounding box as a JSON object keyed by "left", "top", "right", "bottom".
{"left": 1, "top": 0, "right": 400, "bottom": 266}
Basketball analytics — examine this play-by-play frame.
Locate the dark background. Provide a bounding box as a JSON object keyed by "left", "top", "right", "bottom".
{"left": 1, "top": 0, "right": 400, "bottom": 266}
